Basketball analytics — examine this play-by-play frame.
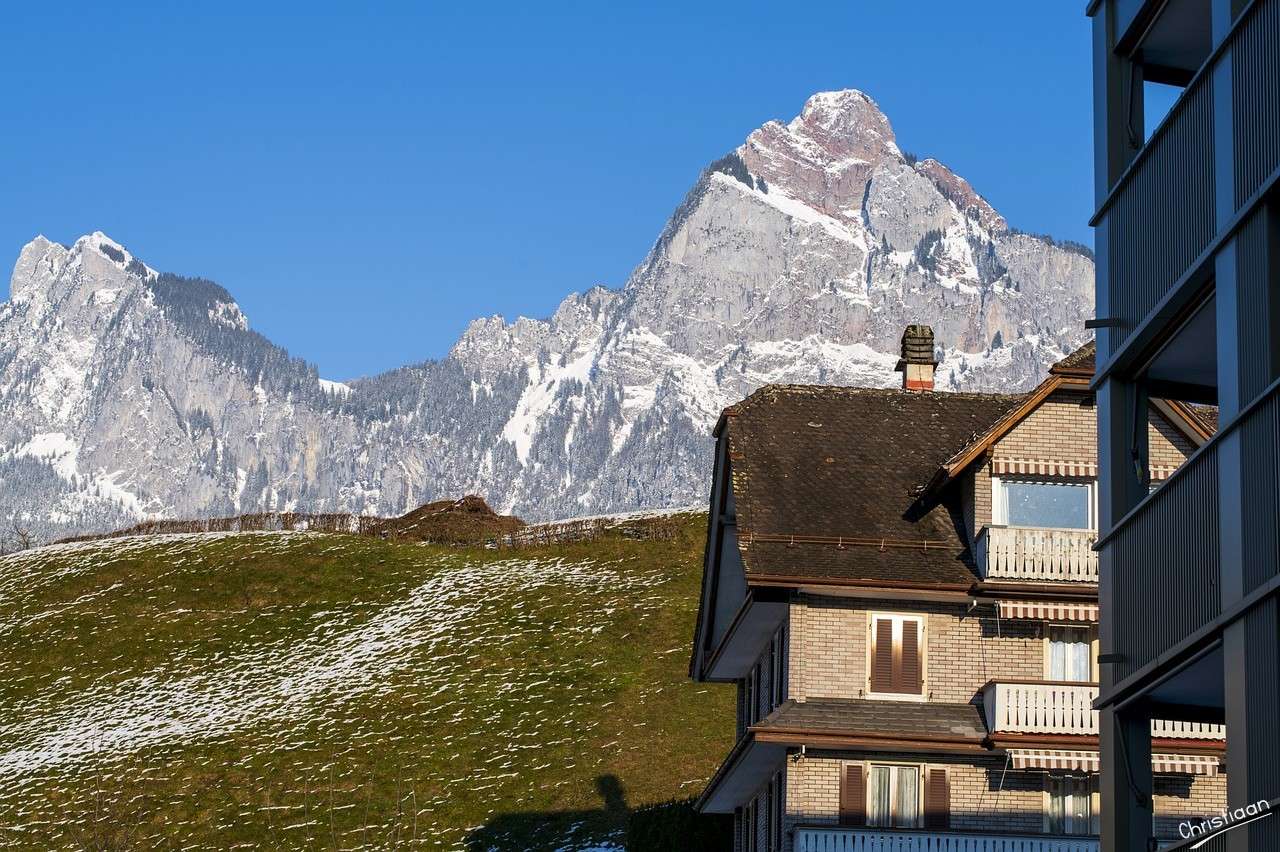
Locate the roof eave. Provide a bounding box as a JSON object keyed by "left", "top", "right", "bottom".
{"left": 754, "top": 728, "right": 988, "bottom": 754}
{"left": 747, "top": 573, "right": 972, "bottom": 596}
{"left": 915, "top": 373, "right": 1091, "bottom": 507}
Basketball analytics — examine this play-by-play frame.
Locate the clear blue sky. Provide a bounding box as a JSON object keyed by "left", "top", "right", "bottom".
{"left": 2, "top": 1, "right": 1095, "bottom": 379}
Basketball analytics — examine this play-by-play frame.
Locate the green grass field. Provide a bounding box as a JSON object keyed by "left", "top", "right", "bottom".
{"left": 0, "top": 513, "right": 732, "bottom": 850}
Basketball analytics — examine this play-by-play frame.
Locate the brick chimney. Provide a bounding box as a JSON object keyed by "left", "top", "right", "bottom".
{"left": 895, "top": 325, "right": 938, "bottom": 391}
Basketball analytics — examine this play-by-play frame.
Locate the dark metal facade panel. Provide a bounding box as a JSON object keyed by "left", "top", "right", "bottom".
{"left": 1241, "top": 604, "right": 1280, "bottom": 849}
{"left": 1241, "top": 390, "right": 1280, "bottom": 593}
{"left": 1109, "top": 442, "right": 1222, "bottom": 681}
{"left": 1233, "top": 0, "right": 1280, "bottom": 207}
{"left": 1105, "top": 75, "right": 1216, "bottom": 348}
{"left": 1235, "top": 208, "right": 1277, "bottom": 403}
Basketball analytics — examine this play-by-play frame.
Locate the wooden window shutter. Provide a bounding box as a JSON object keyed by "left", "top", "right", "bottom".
{"left": 900, "top": 619, "right": 922, "bottom": 694}
{"left": 923, "top": 767, "right": 950, "bottom": 829}
{"left": 870, "top": 618, "right": 895, "bottom": 693}
{"left": 839, "top": 764, "right": 866, "bottom": 826}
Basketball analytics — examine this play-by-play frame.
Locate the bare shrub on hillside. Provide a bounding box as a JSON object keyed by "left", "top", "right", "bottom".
{"left": 9, "top": 520, "right": 35, "bottom": 551}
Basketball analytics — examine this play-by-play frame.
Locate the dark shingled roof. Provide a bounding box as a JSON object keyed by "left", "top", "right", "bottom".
{"left": 1187, "top": 403, "right": 1219, "bottom": 433}
{"left": 754, "top": 698, "right": 988, "bottom": 741}
{"left": 1050, "top": 341, "right": 1095, "bottom": 375}
{"left": 724, "top": 385, "right": 1024, "bottom": 585}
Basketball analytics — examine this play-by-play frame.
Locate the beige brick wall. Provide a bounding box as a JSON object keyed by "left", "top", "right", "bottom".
{"left": 949, "top": 764, "right": 1045, "bottom": 834}
{"left": 1150, "top": 408, "right": 1198, "bottom": 469}
{"left": 787, "top": 601, "right": 806, "bottom": 700}
{"left": 788, "top": 596, "right": 865, "bottom": 700}
{"left": 995, "top": 390, "right": 1098, "bottom": 462}
{"left": 964, "top": 389, "right": 1199, "bottom": 536}
{"left": 781, "top": 756, "right": 1226, "bottom": 848}
{"left": 969, "top": 465, "right": 991, "bottom": 541}
{"left": 788, "top": 596, "right": 1042, "bottom": 704}
{"left": 782, "top": 757, "right": 1045, "bottom": 843}
{"left": 784, "top": 753, "right": 840, "bottom": 830}
{"left": 1153, "top": 773, "right": 1229, "bottom": 840}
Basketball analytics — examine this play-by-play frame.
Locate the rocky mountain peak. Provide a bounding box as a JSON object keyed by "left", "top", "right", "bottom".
{"left": 0, "top": 91, "right": 1094, "bottom": 541}
{"left": 793, "top": 89, "right": 898, "bottom": 150}
{"left": 10, "top": 236, "right": 60, "bottom": 303}
{"left": 739, "top": 89, "right": 901, "bottom": 221}
{"left": 8, "top": 231, "right": 158, "bottom": 309}
{"left": 914, "top": 158, "right": 1007, "bottom": 233}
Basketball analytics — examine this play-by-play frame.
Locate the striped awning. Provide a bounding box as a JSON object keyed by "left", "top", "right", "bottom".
{"left": 1009, "top": 749, "right": 1099, "bottom": 772}
{"left": 991, "top": 458, "right": 1097, "bottom": 478}
{"left": 991, "top": 457, "right": 1180, "bottom": 481}
{"left": 1152, "top": 754, "right": 1221, "bottom": 776}
{"left": 997, "top": 600, "right": 1099, "bottom": 622}
{"left": 1009, "top": 749, "right": 1220, "bottom": 776}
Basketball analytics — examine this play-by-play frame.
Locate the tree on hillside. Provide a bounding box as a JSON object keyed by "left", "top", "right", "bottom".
{"left": 9, "top": 520, "right": 34, "bottom": 552}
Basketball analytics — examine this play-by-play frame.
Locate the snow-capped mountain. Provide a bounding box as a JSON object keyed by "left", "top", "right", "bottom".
{"left": 0, "top": 90, "right": 1093, "bottom": 540}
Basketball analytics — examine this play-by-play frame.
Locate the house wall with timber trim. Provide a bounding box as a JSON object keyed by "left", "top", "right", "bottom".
{"left": 786, "top": 596, "right": 1042, "bottom": 705}
{"left": 963, "top": 389, "right": 1199, "bottom": 537}
{"left": 781, "top": 755, "right": 1226, "bottom": 849}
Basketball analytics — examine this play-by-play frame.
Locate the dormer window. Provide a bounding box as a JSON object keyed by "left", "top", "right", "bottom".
{"left": 993, "top": 478, "right": 1097, "bottom": 530}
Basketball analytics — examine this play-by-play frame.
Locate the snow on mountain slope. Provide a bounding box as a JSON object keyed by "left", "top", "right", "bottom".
{"left": 0, "top": 90, "right": 1093, "bottom": 539}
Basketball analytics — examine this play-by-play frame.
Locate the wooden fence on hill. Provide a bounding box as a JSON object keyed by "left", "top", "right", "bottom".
{"left": 54, "top": 508, "right": 699, "bottom": 550}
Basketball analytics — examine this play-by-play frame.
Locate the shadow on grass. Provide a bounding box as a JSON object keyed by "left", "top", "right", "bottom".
{"left": 464, "top": 774, "right": 629, "bottom": 851}
{"left": 465, "top": 775, "right": 732, "bottom": 852}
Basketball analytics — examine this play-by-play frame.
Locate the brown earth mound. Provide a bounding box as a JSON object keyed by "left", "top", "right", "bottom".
{"left": 53, "top": 495, "right": 522, "bottom": 547}
{"left": 365, "top": 495, "right": 525, "bottom": 545}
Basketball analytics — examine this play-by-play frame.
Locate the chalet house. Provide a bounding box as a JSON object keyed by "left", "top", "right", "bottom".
{"left": 690, "top": 326, "right": 1226, "bottom": 852}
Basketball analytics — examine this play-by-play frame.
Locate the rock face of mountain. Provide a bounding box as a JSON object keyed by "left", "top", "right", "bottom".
{"left": 0, "top": 90, "right": 1093, "bottom": 540}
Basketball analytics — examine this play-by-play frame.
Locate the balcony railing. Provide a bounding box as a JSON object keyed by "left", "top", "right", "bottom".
{"left": 975, "top": 526, "right": 1098, "bottom": 584}
{"left": 1151, "top": 719, "right": 1228, "bottom": 740}
{"left": 983, "top": 681, "right": 1097, "bottom": 735}
{"left": 982, "top": 681, "right": 1225, "bottom": 740}
{"left": 794, "top": 827, "right": 1099, "bottom": 852}
{"left": 1094, "top": 0, "right": 1278, "bottom": 353}
{"left": 1106, "top": 441, "right": 1222, "bottom": 682}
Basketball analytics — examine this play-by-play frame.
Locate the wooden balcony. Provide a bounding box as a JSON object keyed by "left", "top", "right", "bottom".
{"left": 975, "top": 526, "right": 1098, "bottom": 584}
{"left": 983, "top": 681, "right": 1097, "bottom": 735}
{"left": 982, "top": 681, "right": 1225, "bottom": 740}
{"left": 794, "top": 826, "right": 1099, "bottom": 852}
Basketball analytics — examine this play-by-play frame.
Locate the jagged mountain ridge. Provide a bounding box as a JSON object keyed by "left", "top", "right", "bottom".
{"left": 0, "top": 90, "right": 1093, "bottom": 539}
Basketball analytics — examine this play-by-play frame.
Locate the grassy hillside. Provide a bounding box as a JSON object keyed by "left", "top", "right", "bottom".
{"left": 0, "top": 513, "right": 732, "bottom": 850}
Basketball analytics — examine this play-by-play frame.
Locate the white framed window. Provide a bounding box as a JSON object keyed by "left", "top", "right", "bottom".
{"left": 868, "top": 763, "right": 921, "bottom": 828}
{"left": 1046, "top": 775, "right": 1098, "bottom": 835}
{"left": 992, "top": 476, "right": 1097, "bottom": 530}
{"left": 1047, "top": 625, "right": 1093, "bottom": 682}
{"left": 867, "top": 613, "right": 926, "bottom": 699}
